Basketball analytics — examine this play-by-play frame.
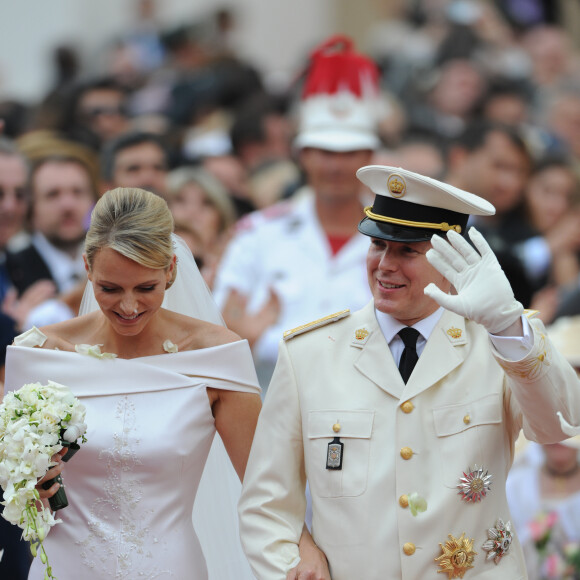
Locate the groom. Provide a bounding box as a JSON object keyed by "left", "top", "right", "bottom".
{"left": 238, "top": 165, "right": 580, "bottom": 579}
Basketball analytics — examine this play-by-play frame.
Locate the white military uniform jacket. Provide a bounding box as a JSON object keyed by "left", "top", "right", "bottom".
{"left": 212, "top": 189, "right": 372, "bottom": 376}
{"left": 239, "top": 301, "right": 580, "bottom": 580}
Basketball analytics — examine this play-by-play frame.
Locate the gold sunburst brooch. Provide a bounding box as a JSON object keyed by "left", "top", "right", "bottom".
{"left": 457, "top": 465, "right": 492, "bottom": 502}
{"left": 435, "top": 532, "right": 477, "bottom": 578}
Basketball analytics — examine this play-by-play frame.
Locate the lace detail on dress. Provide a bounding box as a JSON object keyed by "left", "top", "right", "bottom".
{"left": 75, "top": 397, "right": 173, "bottom": 578}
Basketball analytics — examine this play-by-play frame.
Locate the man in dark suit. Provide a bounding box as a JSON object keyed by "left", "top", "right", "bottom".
{"left": 6, "top": 151, "right": 97, "bottom": 297}
{"left": 0, "top": 138, "right": 58, "bottom": 351}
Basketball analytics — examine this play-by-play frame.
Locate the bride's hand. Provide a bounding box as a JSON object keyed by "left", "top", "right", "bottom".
{"left": 36, "top": 449, "right": 66, "bottom": 500}
{"left": 286, "top": 526, "right": 331, "bottom": 580}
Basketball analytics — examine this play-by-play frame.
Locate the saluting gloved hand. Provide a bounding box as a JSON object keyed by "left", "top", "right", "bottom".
{"left": 423, "top": 227, "right": 523, "bottom": 334}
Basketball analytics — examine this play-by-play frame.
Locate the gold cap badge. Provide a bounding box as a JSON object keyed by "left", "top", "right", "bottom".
{"left": 387, "top": 173, "right": 406, "bottom": 198}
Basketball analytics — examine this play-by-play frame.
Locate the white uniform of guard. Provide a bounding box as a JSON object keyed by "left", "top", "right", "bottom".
{"left": 213, "top": 188, "right": 372, "bottom": 382}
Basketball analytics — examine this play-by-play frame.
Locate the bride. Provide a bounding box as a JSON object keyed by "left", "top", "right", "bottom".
{"left": 5, "top": 187, "right": 327, "bottom": 579}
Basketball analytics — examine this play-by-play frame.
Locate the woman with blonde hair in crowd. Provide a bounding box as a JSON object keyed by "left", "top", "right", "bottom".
{"left": 167, "top": 166, "right": 237, "bottom": 289}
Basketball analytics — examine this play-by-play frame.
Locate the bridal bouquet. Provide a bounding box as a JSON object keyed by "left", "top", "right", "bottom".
{"left": 0, "top": 380, "right": 87, "bottom": 579}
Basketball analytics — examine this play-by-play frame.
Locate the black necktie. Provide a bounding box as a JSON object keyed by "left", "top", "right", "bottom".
{"left": 398, "top": 327, "right": 420, "bottom": 384}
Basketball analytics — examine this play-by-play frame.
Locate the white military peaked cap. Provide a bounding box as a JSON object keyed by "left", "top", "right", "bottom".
{"left": 357, "top": 165, "right": 495, "bottom": 242}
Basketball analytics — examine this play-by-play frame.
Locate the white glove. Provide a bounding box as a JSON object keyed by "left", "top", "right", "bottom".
{"left": 424, "top": 227, "right": 523, "bottom": 334}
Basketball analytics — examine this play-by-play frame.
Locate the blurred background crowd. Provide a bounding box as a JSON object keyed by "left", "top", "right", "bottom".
{"left": 1, "top": 0, "right": 580, "bottom": 578}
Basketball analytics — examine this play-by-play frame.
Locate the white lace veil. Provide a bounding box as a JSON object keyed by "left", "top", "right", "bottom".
{"left": 79, "top": 234, "right": 254, "bottom": 580}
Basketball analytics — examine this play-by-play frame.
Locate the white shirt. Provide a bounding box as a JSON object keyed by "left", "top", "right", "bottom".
{"left": 376, "top": 307, "right": 444, "bottom": 365}
{"left": 32, "top": 232, "right": 86, "bottom": 293}
{"left": 376, "top": 307, "right": 533, "bottom": 365}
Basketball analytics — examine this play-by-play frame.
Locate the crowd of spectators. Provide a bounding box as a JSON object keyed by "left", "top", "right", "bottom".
{"left": 1, "top": 0, "right": 580, "bottom": 370}
{"left": 2, "top": 1, "right": 580, "bottom": 577}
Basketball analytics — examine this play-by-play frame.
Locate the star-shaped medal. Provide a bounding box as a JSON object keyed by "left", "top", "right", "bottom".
{"left": 482, "top": 519, "right": 513, "bottom": 564}
{"left": 457, "top": 465, "right": 492, "bottom": 502}
{"left": 435, "top": 532, "right": 477, "bottom": 578}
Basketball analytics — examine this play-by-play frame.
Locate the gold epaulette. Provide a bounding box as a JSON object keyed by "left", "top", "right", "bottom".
{"left": 283, "top": 309, "right": 350, "bottom": 341}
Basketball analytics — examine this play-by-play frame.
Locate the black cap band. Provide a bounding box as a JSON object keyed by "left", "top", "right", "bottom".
{"left": 358, "top": 196, "right": 469, "bottom": 242}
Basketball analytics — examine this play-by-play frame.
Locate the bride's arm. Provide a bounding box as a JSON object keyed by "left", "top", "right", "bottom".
{"left": 209, "top": 388, "right": 262, "bottom": 480}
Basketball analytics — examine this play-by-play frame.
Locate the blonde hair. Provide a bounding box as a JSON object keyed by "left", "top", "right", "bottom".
{"left": 85, "top": 187, "right": 177, "bottom": 287}
{"left": 167, "top": 166, "right": 236, "bottom": 233}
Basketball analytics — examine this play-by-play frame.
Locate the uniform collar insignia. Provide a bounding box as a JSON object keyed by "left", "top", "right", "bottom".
{"left": 447, "top": 327, "right": 462, "bottom": 339}
{"left": 351, "top": 327, "right": 370, "bottom": 347}
{"left": 444, "top": 323, "right": 467, "bottom": 346}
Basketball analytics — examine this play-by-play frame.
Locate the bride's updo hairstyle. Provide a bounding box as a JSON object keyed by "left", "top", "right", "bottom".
{"left": 85, "top": 187, "right": 177, "bottom": 288}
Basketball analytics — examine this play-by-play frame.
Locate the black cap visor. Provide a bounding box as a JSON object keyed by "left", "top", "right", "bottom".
{"left": 358, "top": 217, "right": 443, "bottom": 242}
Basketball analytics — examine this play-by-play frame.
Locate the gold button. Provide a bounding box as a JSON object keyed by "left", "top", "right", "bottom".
{"left": 463, "top": 414, "right": 471, "bottom": 425}
{"left": 401, "top": 401, "right": 414, "bottom": 414}
{"left": 333, "top": 423, "right": 341, "bottom": 433}
{"left": 400, "top": 447, "right": 413, "bottom": 460}
{"left": 403, "top": 542, "right": 416, "bottom": 556}
{"left": 399, "top": 494, "right": 409, "bottom": 508}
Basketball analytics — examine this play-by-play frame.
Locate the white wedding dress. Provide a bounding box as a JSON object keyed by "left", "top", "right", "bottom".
{"left": 6, "top": 340, "right": 259, "bottom": 580}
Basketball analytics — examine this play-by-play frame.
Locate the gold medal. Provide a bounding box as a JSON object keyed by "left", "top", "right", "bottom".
{"left": 435, "top": 532, "right": 477, "bottom": 578}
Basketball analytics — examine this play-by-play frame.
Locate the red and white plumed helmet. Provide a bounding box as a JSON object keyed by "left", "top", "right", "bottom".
{"left": 294, "top": 35, "right": 382, "bottom": 152}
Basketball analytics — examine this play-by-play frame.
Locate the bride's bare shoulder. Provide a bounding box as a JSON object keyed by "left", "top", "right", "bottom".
{"left": 167, "top": 311, "right": 243, "bottom": 351}
{"left": 34, "top": 312, "right": 102, "bottom": 351}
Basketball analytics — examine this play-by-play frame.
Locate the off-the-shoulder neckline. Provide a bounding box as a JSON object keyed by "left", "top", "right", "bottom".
{"left": 14, "top": 326, "right": 180, "bottom": 357}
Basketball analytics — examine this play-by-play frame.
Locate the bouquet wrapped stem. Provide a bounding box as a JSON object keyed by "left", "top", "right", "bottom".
{"left": 42, "top": 436, "right": 82, "bottom": 511}
{"left": 42, "top": 472, "right": 68, "bottom": 512}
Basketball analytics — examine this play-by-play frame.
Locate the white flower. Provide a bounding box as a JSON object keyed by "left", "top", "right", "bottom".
{"left": 12, "top": 326, "right": 47, "bottom": 348}
{"left": 408, "top": 492, "right": 428, "bottom": 516}
{"left": 163, "top": 339, "right": 178, "bottom": 353}
{"left": 75, "top": 344, "right": 117, "bottom": 359}
{"left": 0, "top": 381, "right": 87, "bottom": 579}
{"left": 63, "top": 423, "right": 87, "bottom": 443}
